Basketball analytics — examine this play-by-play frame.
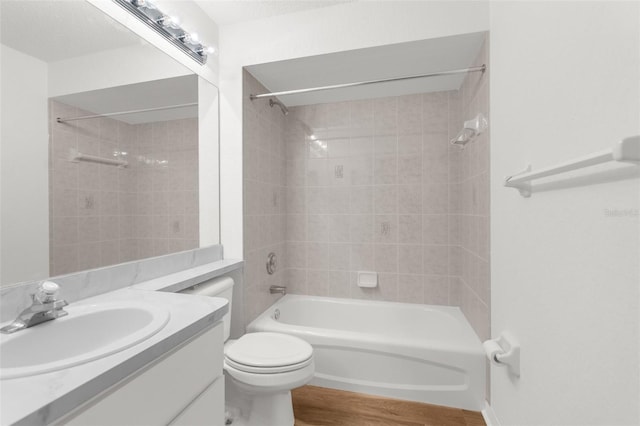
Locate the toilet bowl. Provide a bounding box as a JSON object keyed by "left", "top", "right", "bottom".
{"left": 180, "top": 278, "right": 314, "bottom": 426}
{"left": 224, "top": 332, "right": 314, "bottom": 425}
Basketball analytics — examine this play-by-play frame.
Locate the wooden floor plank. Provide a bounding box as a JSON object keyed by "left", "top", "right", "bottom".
{"left": 293, "top": 405, "right": 424, "bottom": 426}
{"left": 462, "top": 410, "right": 486, "bottom": 426}
{"left": 292, "top": 386, "right": 485, "bottom": 426}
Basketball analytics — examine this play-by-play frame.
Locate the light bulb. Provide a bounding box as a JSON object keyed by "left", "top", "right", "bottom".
{"left": 134, "top": 0, "right": 155, "bottom": 9}
{"left": 159, "top": 15, "right": 180, "bottom": 29}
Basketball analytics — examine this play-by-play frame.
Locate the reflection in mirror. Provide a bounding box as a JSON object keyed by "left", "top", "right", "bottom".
{"left": 50, "top": 76, "right": 200, "bottom": 275}
{"left": 0, "top": 1, "right": 219, "bottom": 286}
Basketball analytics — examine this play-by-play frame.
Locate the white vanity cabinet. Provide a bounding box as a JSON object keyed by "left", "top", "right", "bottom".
{"left": 57, "top": 323, "right": 224, "bottom": 426}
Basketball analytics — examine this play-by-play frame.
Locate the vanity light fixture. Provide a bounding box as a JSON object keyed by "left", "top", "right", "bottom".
{"left": 114, "top": 0, "right": 216, "bottom": 65}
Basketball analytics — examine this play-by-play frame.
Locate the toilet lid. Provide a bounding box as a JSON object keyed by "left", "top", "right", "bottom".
{"left": 225, "top": 332, "right": 313, "bottom": 368}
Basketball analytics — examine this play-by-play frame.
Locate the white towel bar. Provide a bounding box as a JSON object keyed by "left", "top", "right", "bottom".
{"left": 504, "top": 135, "right": 640, "bottom": 197}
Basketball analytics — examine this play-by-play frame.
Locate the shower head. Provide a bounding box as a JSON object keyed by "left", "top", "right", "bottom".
{"left": 269, "top": 98, "right": 289, "bottom": 116}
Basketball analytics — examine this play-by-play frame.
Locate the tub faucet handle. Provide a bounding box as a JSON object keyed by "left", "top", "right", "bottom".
{"left": 266, "top": 252, "right": 277, "bottom": 275}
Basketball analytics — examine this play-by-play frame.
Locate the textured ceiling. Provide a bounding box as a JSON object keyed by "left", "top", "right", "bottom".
{"left": 0, "top": 0, "right": 142, "bottom": 63}
{"left": 195, "top": 0, "right": 353, "bottom": 25}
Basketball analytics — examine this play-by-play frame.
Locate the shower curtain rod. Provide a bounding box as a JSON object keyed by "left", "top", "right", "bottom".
{"left": 250, "top": 65, "right": 486, "bottom": 100}
{"left": 56, "top": 103, "right": 198, "bottom": 123}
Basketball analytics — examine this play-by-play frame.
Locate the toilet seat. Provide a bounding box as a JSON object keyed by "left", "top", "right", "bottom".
{"left": 226, "top": 356, "right": 313, "bottom": 374}
{"left": 224, "top": 358, "right": 315, "bottom": 394}
{"left": 225, "top": 332, "right": 313, "bottom": 374}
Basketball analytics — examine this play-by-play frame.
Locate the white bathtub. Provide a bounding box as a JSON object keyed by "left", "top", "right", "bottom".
{"left": 247, "top": 295, "right": 485, "bottom": 411}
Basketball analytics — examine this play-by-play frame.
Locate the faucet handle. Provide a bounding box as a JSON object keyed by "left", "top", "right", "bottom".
{"left": 35, "top": 281, "right": 60, "bottom": 304}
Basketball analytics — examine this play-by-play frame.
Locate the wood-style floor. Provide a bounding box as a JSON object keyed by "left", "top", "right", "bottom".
{"left": 292, "top": 386, "right": 485, "bottom": 426}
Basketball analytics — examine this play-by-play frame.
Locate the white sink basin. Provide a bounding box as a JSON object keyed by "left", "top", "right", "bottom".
{"left": 0, "top": 301, "right": 170, "bottom": 380}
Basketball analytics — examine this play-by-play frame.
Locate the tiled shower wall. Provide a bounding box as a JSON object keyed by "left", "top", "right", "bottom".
{"left": 449, "top": 40, "right": 490, "bottom": 341}
{"left": 49, "top": 100, "right": 199, "bottom": 276}
{"left": 242, "top": 71, "right": 287, "bottom": 323}
{"left": 242, "top": 40, "right": 490, "bottom": 339}
{"left": 283, "top": 92, "right": 461, "bottom": 304}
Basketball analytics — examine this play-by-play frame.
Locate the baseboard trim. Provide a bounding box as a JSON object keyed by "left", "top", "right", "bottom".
{"left": 482, "top": 401, "right": 501, "bottom": 426}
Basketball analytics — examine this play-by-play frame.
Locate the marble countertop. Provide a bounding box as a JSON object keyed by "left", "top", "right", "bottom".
{"left": 133, "top": 258, "right": 243, "bottom": 293}
{"left": 0, "top": 286, "right": 229, "bottom": 425}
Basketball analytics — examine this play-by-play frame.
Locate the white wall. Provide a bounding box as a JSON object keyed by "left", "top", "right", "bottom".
{"left": 490, "top": 2, "right": 640, "bottom": 425}
{"left": 88, "top": 0, "right": 219, "bottom": 86}
{"left": 218, "top": 0, "right": 490, "bottom": 259}
{"left": 53, "top": 0, "right": 222, "bottom": 96}
{"left": 0, "top": 45, "right": 50, "bottom": 285}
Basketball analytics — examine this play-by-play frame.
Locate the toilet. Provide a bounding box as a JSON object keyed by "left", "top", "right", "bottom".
{"left": 180, "top": 277, "right": 314, "bottom": 426}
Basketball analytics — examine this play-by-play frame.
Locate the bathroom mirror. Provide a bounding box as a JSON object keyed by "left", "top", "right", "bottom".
{"left": 0, "top": 0, "right": 220, "bottom": 286}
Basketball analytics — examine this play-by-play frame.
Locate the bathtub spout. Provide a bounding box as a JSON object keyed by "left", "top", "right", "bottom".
{"left": 269, "top": 285, "right": 287, "bottom": 295}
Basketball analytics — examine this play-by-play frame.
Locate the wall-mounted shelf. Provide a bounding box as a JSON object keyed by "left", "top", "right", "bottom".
{"left": 504, "top": 136, "right": 640, "bottom": 197}
{"left": 69, "top": 148, "right": 128, "bottom": 168}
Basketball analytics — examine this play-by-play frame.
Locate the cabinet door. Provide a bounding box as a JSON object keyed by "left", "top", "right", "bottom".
{"left": 169, "top": 376, "right": 224, "bottom": 426}
{"left": 61, "top": 323, "right": 223, "bottom": 426}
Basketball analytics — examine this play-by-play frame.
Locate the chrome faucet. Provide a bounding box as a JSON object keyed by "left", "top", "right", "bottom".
{"left": 0, "top": 282, "right": 68, "bottom": 334}
{"left": 269, "top": 285, "right": 286, "bottom": 295}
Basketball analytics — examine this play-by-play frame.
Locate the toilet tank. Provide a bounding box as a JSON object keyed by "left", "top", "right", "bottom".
{"left": 180, "top": 277, "right": 234, "bottom": 341}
